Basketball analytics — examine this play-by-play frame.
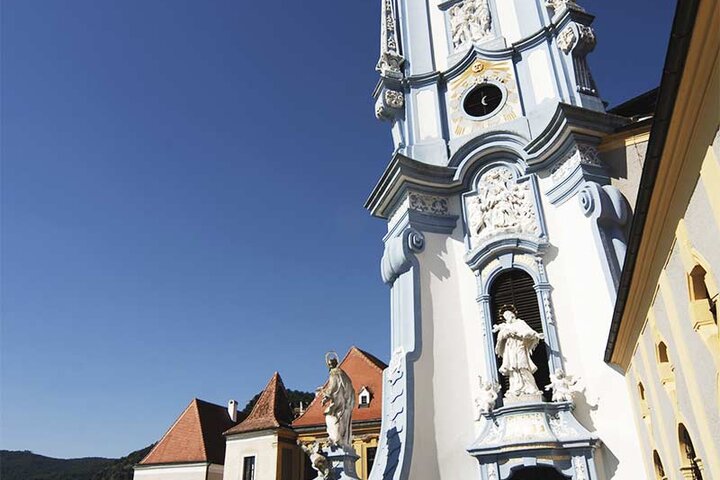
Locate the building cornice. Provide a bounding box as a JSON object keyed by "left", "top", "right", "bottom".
{"left": 605, "top": 0, "right": 716, "bottom": 368}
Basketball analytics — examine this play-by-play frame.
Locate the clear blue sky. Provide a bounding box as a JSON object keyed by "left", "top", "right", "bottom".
{"left": 2, "top": 0, "right": 675, "bottom": 459}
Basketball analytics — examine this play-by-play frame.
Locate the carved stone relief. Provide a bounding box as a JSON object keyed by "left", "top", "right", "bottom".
{"left": 576, "top": 25, "right": 596, "bottom": 54}
{"left": 551, "top": 145, "right": 601, "bottom": 182}
{"left": 545, "top": 0, "right": 585, "bottom": 13}
{"left": 384, "top": 90, "right": 404, "bottom": 109}
{"left": 375, "top": 89, "right": 405, "bottom": 121}
{"left": 408, "top": 191, "right": 449, "bottom": 216}
{"left": 466, "top": 167, "right": 539, "bottom": 244}
{"left": 448, "top": 0, "right": 492, "bottom": 50}
{"left": 557, "top": 26, "right": 577, "bottom": 54}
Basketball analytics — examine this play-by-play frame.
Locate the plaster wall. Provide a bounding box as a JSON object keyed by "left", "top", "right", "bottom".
{"left": 537, "top": 176, "right": 648, "bottom": 480}
{"left": 224, "top": 432, "right": 278, "bottom": 480}
{"left": 627, "top": 148, "right": 720, "bottom": 478}
{"left": 208, "top": 465, "right": 224, "bottom": 480}
{"left": 134, "top": 464, "right": 208, "bottom": 480}
{"left": 407, "top": 226, "right": 486, "bottom": 479}
{"left": 601, "top": 131, "right": 650, "bottom": 209}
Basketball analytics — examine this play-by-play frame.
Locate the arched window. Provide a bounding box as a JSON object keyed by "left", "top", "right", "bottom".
{"left": 689, "top": 264, "right": 718, "bottom": 326}
{"left": 656, "top": 341, "right": 674, "bottom": 387}
{"left": 653, "top": 450, "right": 666, "bottom": 480}
{"left": 658, "top": 342, "right": 669, "bottom": 363}
{"left": 490, "top": 269, "right": 551, "bottom": 401}
{"left": 638, "top": 382, "right": 649, "bottom": 419}
{"left": 678, "top": 424, "right": 704, "bottom": 480}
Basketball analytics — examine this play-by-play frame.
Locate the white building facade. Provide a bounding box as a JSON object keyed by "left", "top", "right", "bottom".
{"left": 366, "top": 0, "right": 649, "bottom": 478}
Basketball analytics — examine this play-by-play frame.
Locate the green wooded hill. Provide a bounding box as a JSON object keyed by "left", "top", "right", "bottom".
{"left": 0, "top": 445, "right": 153, "bottom": 480}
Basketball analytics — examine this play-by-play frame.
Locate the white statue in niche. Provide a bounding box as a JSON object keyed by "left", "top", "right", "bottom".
{"left": 467, "top": 167, "right": 539, "bottom": 242}
{"left": 317, "top": 352, "right": 355, "bottom": 449}
{"left": 493, "top": 306, "right": 544, "bottom": 400}
{"left": 545, "top": 368, "right": 581, "bottom": 403}
{"left": 475, "top": 376, "right": 501, "bottom": 418}
{"left": 449, "top": 0, "right": 492, "bottom": 50}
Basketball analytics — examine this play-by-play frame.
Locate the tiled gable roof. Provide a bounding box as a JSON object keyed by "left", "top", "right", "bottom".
{"left": 139, "top": 398, "right": 241, "bottom": 466}
{"left": 224, "top": 372, "right": 294, "bottom": 435}
{"left": 292, "top": 346, "right": 387, "bottom": 428}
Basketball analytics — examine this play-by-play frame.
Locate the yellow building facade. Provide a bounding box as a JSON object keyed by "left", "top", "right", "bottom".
{"left": 605, "top": 0, "right": 720, "bottom": 478}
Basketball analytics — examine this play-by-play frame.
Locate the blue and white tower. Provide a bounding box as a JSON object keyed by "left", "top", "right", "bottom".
{"left": 367, "top": 0, "right": 647, "bottom": 478}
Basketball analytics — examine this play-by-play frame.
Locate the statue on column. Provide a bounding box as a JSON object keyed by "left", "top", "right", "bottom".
{"left": 317, "top": 352, "right": 356, "bottom": 449}
{"left": 493, "top": 306, "right": 545, "bottom": 401}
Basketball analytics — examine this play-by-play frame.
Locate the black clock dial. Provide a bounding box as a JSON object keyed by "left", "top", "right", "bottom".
{"left": 463, "top": 84, "right": 504, "bottom": 118}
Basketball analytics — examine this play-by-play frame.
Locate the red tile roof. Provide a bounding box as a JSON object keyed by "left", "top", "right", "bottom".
{"left": 139, "top": 398, "right": 242, "bottom": 466}
{"left": 224, "top": 372, "right": 295, "bottom": 435}
{"left": 292, "top": 346, "right": 387, "bottom": 428}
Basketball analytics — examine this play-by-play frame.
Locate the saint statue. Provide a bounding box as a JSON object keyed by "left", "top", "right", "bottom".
{"left": 317, "top": 352, "right": 356, "bottom": 449}
{"left": 493, "top": 306, "right": 545, "bottom": 399}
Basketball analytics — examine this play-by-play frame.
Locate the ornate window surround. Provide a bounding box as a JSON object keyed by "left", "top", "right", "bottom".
{"left": 474, "top": 253, "right": 563, "bottom": 397}
{"left": 457, "top": 157, "right": 561, "bottom": 402}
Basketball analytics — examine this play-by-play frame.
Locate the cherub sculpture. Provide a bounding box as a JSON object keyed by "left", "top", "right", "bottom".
{"left": 474, "top": 376, "right": 501, "bottom": 418}
{"left": 545, "top": 368, "right": 581, "bottom": 403}
{"left": 298, "top": 441, "right": 333, "bottom": 480}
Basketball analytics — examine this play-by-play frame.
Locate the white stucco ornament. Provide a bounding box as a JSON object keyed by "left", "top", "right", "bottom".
{"left": 557, "top": 27, "right": 577, "bottom": 54}
{"left": 493, "top": 307, "right": 544, "bottom": 401}
{"left": 376, "top": 0, "right": 404, "bottom": 78}
{"left": 467, "top": 167, "right": 539, "bottom": 242}
{"left": 545, "top": 368, "right": 582, "bottom": 403}
{"left": 318, "top": 352, "right": 356, "bottom": 449}
{"left": 545, "top": 0, "right": 585, "bottom": 13}
{"left": 449, "top": 0, "right": 492, "bottom": 50}
{"left": 475, "top": 376, "right": 501, "bottom": 418}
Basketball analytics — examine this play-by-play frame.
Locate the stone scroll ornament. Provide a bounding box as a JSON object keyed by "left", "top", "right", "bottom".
{"left": 449, "top": 0, "right": 492, "bottom": 50}
{"left": 318, "top": 352, "right": 356, "bottom": 449}
{"left": 493, "top": 305, "right": 544, "bottom": 402}
{"left": 466, "top": 167, "right": 539, "bottom": 243}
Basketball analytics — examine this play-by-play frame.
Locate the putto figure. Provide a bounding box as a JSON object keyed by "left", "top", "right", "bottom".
{"left": 493, "top": 306, "right": 545, "bottom": 400}
{"left": 317, "top": 351, "right": 356, "bottom": 449}
{"left": 474, "top": 376, "right": 501, "bottom": 418}
{"left": 298, "top": 441, "right": 333, "bottom": 480}
{"left": 545, "top": 368, "right": 581, "bottom": 403}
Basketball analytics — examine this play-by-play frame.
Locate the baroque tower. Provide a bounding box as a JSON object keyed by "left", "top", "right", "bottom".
{"left": 366, "top": 0, "right": 647, "bottom": 478}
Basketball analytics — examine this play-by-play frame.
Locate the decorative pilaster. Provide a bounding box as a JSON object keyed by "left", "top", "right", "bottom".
{"left": 376, "top": 0, "right": 404, "bottom": 79}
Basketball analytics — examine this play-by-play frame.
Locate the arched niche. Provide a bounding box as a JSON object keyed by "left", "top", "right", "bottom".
{"left": 474, "top": 252, "right": 563, "bottom": 398}
{"left": 507, "top": 466, "right": 570, "bottom": 480}
{"left": 678, "top": 423, "right": 704, "bottom": 479}
{"left": 489, "top": 268, "right": 552, "bottom": 401}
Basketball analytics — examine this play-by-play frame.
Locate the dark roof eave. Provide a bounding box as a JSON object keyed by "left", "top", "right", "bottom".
{"left": 604, "top": 0, "right": 702, "bottom": 364}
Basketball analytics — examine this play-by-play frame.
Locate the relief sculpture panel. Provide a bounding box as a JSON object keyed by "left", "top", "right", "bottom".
{"left": 465, "top": 166, "right": 539, "bottom": 248}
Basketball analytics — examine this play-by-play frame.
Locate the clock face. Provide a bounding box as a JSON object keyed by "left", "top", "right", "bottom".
{"left": 463, "top": 83, "right": 504, "bottom": 118}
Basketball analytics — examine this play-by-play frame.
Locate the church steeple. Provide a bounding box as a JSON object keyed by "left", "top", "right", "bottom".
{"left": 372, "top": 0, "right": 604, "bottom": 165}
{"left": 366, "top": 0, "right": 648, "bottom": 479}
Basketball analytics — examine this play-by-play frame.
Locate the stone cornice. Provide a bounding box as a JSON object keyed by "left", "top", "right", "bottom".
{"left": 366, "top": 104, "right": 627, "bottom": 219}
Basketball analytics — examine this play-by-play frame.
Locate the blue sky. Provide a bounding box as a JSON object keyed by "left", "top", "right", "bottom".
{"left": 2, "top": 0, "right": 675, "bottom": 459}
